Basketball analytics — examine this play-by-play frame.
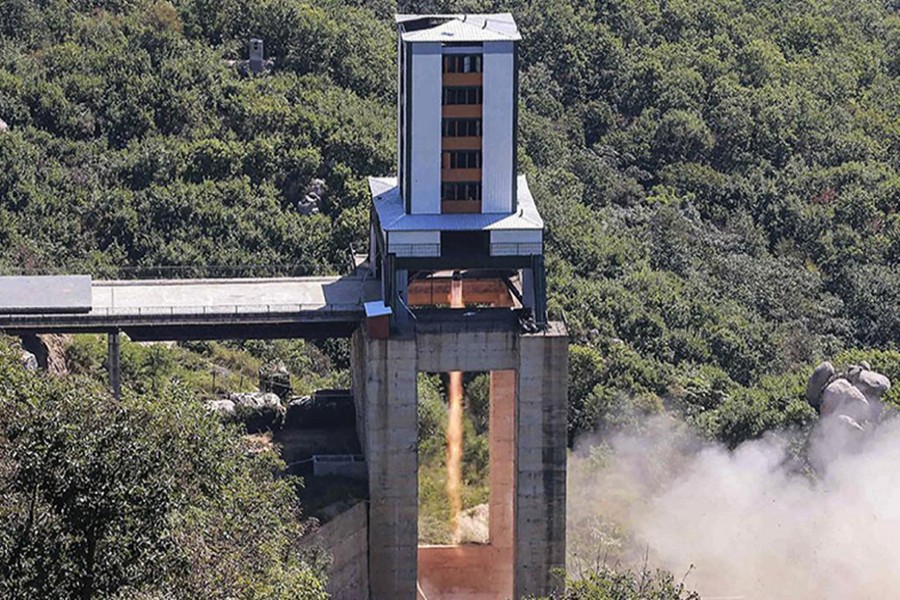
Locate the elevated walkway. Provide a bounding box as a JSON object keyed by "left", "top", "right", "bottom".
{"left": 0, "top": 274, "right": 381, "bottom": 340}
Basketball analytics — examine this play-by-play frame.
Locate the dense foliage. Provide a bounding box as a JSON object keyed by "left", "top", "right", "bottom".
{"left": 1, "top": 0, "right": 899, "bottom": 595}
{"left": 0, "top": 338, "right": 327, "bottom": 599}
{"left": 537, "top": 566, "right": 700, "bottom": 600}
{"left": 0, "top": 0, "right": 898, "bottom": 439}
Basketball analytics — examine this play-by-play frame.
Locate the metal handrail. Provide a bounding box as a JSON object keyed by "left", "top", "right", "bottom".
{"left": 0, "top": 302, "right": 367, "bottom": 320}
{"left": 0, "top": 263, "right": 338, "bottom": 280}
{"left": 490, "top": 242, "right": 542, "bottom": 255}
{"left": 389, "top": 243, "right": 441, "bottom": 257}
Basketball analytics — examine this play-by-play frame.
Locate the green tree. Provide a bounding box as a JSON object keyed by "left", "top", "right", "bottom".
{"left": 0, "top": 338, "right": 327, "bottom": 599}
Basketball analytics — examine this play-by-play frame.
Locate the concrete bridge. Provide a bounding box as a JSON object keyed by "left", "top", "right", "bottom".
{"left": 0, "top": 273, "right": 380, "bottom": 341}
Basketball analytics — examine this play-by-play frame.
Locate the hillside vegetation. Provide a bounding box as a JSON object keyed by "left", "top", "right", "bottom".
{"left": 0, "top": 339, "right": 328, "bottom": 599}
{"left": 1, "top": 0, "right": 899, "bottom": 478}
{"left": 3, "top": 0, "right": 897, "bottom": 445}
{"left": 1, "top": 0, "right": 899, "bottom": 597}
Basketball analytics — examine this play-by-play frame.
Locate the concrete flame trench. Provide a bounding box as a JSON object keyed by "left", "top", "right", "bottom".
{"left": 352, "top": 323, "right": 567, "bottom": 599}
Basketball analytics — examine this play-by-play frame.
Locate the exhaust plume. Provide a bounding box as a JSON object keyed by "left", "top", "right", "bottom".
{"left": 569, "top": 411, "right": 900, "bottom": 599}
{"left": 446, "top": 275, "right": 464, "bottom": 542}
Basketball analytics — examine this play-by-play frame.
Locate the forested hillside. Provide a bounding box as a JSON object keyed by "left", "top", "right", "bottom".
{"left": 1, "top": 0, "right": 899, "bottom": 448}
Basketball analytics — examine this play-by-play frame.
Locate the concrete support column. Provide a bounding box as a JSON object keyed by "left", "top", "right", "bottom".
{"left": 108, "top": 331, "right": 121, "bottom": 399}
{"left": 489, "top": 369, "right": 516, "bottom": 598}
{"left": 352, "top": 329, "right": 418, "bottom": 600}
{"left": 489, "top": 370, "right": 516, "bottom": 550}
{"left": 394, "top": 269, "right": 410, "bottom": 326}
{"left": 521, "top": 267, "right": 535, "bottom": 312}
{"left": 515, "top": 324, "right": 568, "bottom": 598}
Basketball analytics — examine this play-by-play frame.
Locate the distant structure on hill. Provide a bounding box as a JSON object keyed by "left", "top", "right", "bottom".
{"left": 228, "top": 38, "right": 273, "bottom": 77}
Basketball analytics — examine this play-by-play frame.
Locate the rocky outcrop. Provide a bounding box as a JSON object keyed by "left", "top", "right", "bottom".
{"left": 20, "top": 350, "right": 38, "bottom": 371}
{"left": 805, "top": 361, "right": 834, "bottom": 407}
{"left": 806, "top": 360, "right": 892, "bottom": 430}
{"left": 20, "top": 334, "right": 70, "bottom": 375}
{"left": 207, "top": 392, "right": 284, "bottom": 433}
{"left": 297, "top": 178, "right": 325, "bottom": 216}
{"left": 259, "top": 360, "right": 291, "bottom": 400}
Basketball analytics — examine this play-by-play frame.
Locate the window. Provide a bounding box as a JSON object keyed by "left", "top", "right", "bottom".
{"left": 442, "top": 119, "right": 482, "bottom": 137}
{"left": 442, "top": 87, "right": 483, "bottom": 105}
{"left": 444, "top": 151, "right": 482, "bottom": 169}
{"left": 441, "top": 182, "right": 482, "bottom": 201}
{"left": 443, "top": 54, "right": 483, "bottom": 74}
{"left": 441, "top": 231, "right": 490, "bottom": 257}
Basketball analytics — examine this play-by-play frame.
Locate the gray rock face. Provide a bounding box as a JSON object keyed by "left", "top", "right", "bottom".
{"left": 836, "top": 414, "right": 865, "bottom": 432}
{"left": 259, "top": 361, "right": 291, "bottom": 399}
{"left": 207, "top": 399, "right": 236, "bottom": 416}
{"left": 20, "top": 351, "right": 38, "bottom": 371}
{"left": 297, "top": 178, "right": 326, "bottom": 216}
{"left": 820, "top": 379, "right": 871, "bottom": 422}
{"left": 230, "top": 392, "right": 284, "bottom": 432}
{"left": 852, "top": 370, "right": 891, "bottom": 403}
{"left": 806, "top": 361, "right": 835, "bottom": 406}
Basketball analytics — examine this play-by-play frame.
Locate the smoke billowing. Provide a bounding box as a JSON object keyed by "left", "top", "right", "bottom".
{"left": 568, "top": 414, "right": 900, "bottom": 599}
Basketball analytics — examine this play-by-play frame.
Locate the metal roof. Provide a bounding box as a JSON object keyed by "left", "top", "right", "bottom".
{"left": 369, "top": 176, "right": 544, "bottom": 232}
{"left": 396, "top": 13, "right": 521, "bottom": 43}
{"left": 0, "top": 275, "right": 92, "bottom": 314}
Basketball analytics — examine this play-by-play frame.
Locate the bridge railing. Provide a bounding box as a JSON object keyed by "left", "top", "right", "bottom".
{"left": 0, "top": 303, "right": 368, "bottom": 321}
{"left": 0, "top": 263, "right": 341, "bottom": 281}
{"left": 88, "top": 302, "right": 366, "bottom": 316}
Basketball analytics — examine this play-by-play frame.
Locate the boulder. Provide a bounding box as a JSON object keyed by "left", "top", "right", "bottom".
{"left": 0, "top": 118, "right": 8, "bottom": 132}
{"left": 227, "top": 392, "right": 285, "bottom": 432}
{"left": 836, "top": 414, "right": 865, "bottom": 432}
{"left": 820, "top": 379, "right": 871, "bottom": 422}
{"left": 20, "top": 351, "right": 38, "bottom": 371}
{"left": 805, "top": 361, "right": 835, "bottom": 406}
{"left": 296, "top": 194, "right": 320, "bottom": 216}
{"left": 206, "top": 399, "right": 236, "bottom": 417}
{"left": 852, "top": 369, "right": 891, "bottom": 403}
{"left": 259, "top": 360, "right": 291, "bottom": 400}
{"left": 296, "top": 178, "right": 326, "bottom": 215}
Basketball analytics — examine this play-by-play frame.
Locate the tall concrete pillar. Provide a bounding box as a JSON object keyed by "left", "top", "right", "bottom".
{"left": 352, "top": 329, "right": 418, "bottom": 600}
{"left": 489, "top": 369, "right": 516, "bottom": 595}
{"left": 515, "top": 323, "right": 568, "bottom": 598}
{"left": 108, "top": 331, "right": 121, "bottom": 400}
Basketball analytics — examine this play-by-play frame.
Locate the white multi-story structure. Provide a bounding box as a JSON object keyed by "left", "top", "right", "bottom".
{"left": 369, "top": 13, "right": 546, "bottom": 324}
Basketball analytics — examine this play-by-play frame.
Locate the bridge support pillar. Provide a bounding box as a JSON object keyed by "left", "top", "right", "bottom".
{"left": 108, "top": 331, "right": 121, "bottom": 399}
{"left": 351, "top": 323, "right": 567, "bottom": 600}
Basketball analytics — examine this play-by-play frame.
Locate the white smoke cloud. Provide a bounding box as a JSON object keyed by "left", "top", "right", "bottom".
{"left": 568, "top": 414, "right": 900, "bottom": 599}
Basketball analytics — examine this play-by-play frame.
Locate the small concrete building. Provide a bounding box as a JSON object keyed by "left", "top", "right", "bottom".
{"left": 369, "top": 13, "right": 547, "bottom": 326}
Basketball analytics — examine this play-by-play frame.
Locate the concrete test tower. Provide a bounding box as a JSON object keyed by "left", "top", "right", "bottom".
{"left": 358, "top": 13, "right": 567, "bottom": 600}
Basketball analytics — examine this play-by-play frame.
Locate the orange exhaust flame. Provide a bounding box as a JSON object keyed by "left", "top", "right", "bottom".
{"left": 447, "top": 275, "right": 464, "bottom": 542}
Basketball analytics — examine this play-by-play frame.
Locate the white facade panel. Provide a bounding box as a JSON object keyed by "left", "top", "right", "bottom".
{"left": 409, "top": 43, "right": 442, "bottom": 215}
{"left": 481, "top": 41, "right": 515, "bottom": 214}
{"left": 490, "top": 229, "right": 542, "bottom": 256}
{"left": 389, "top": 230, "right": 441, "bottom": 257}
